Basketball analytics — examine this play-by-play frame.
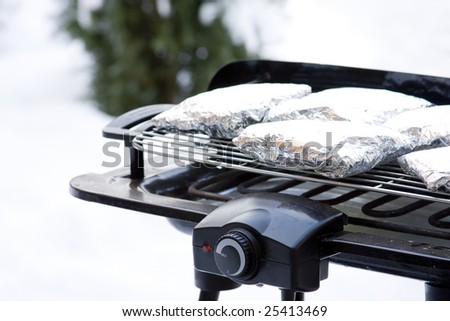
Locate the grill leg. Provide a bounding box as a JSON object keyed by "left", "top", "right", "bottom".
{"left": 195, "top": 270, "right": 241, "bottom": 301}
{"left": 198, "top": 290, "right": 220, "bottom": 301}
{"left": 425, "top": 282, "right": 450, "bottom": 301}
{"left": 281, "top": 289, "right": 305, "bottom": 301}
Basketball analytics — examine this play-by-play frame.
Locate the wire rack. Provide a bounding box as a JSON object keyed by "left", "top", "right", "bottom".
{"left": 133, "top": 129, "right": 450, "bottom": 206}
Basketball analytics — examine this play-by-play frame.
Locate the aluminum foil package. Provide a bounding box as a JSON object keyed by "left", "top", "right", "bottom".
{"left": 267, "top": 87, "right": 433, "bottom": 125}
{"left": 233, "top": 120, "right": 414, "bottom": 178}
{"left": 150, "top": 83, "right": 311, "bottom": 138}
{"left": 398, "top": 146, "right": 450, "bottom": 192}
{"left": 383, "top": 105, "right": 450, "bottom": 148}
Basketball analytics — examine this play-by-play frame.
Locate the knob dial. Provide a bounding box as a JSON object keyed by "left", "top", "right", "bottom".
{"left": 214, "top": 230, "right": 258, "bottom": 279}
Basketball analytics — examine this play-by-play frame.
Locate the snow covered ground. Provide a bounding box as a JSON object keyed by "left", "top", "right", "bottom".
{"left": 1, "top": 0, "right": 449, "bottom": 300}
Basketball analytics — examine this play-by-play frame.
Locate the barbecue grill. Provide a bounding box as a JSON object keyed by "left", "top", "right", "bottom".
{"left": 70, "top": 60, "right": 450, "bottom": 301}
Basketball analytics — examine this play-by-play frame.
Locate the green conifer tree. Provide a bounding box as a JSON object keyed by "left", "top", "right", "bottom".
{"left": 61, "top": 0, "right": 253, "bottom": 115}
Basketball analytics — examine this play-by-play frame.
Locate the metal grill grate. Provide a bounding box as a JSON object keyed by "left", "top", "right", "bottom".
{"left": 133, "top": 129, "right": 450, "bottom": 206}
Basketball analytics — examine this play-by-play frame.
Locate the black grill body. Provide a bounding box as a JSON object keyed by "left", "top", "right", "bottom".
{"left": 70, "top": 60, "right": 450, "bottom": 300}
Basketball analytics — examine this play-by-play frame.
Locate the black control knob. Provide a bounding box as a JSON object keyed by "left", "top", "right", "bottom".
{"left": 214, "top": 230, "right": 258, "bottom": 279}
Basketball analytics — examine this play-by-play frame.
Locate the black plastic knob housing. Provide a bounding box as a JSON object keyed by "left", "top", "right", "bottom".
{"left": 193, "top": 193, "right": 346, "bottom": 292}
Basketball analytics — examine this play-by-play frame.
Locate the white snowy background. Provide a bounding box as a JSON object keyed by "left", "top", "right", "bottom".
{"left": 1, "top": 0, "right": 450, "bottom": 300}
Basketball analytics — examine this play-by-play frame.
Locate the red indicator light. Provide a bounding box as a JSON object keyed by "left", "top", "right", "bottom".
{"left": 202, "top": 243, "right": 213, "bottom": 253}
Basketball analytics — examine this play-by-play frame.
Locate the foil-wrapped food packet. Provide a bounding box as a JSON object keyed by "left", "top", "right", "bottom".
{"left": 150, "top": 83, "right": 311, "bottom": 138}
{"left": 233, "top": 120, "right": 414, "bottom": 178}
{"left": 398, "top": 146, "right": 450, "bottom": 192}
{"left": 267, "top": 87, "right": 433, "bottom": 125}
{"left": 383, "top": 105, "right": 450, "bottom": 148}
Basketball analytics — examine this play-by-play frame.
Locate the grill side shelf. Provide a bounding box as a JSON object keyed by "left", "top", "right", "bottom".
{"left": 324, "top": 232, "right": 450, "bottom": 282}
{"left": 69, "top": 167, "right": 216, "bottom": 223}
